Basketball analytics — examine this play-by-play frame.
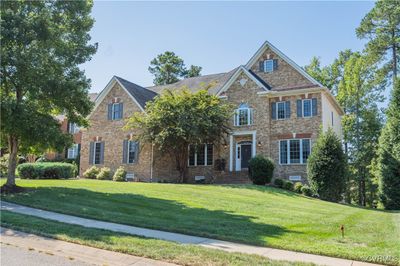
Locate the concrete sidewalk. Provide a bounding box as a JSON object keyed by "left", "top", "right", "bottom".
{"left": 1, "top": 227, "right": 176, "bottom": 266}
{"left": 1, "top": 201, "right": 381, "bottom": 266}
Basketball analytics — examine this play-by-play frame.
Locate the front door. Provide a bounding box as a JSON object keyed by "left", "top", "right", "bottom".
{"left": 240, "top": 144, "right": 252, "bottom": 169}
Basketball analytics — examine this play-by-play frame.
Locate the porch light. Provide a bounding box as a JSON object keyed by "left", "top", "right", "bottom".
{"left": 258, "top": 141, "right": 262, "bottom": 147}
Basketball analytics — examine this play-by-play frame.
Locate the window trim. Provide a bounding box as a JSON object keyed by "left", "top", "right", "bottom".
{"left": 279, "top": 138, "right": 311, "bottom": 165}
{"left": 93, "top": 141, "right": 102, "bottom": 165}
{"left": 127, "top": 140, "right": 137, "bottom": 164}
{"left": 68, "top": 122, "right": 80, "bottom": 134}
{"left": 188, "top": 144, "right": 213, "bottom": 166}
{"left": 276, "top": 101, "right": 286, "bottom": 120}
{"left": 112, "top": 103, "right": 121, "bottom": 120}
{"left": 264, "top": 59, "right": 274, "bottom": 73}
{"left": 234, "top": 106, "right": 253, "bottom": 126}
{"left": 302, "top": 99, "right": 312, "bottom": 118}
{"left": 67, "top": 144, "right": 79, "bottom": 159}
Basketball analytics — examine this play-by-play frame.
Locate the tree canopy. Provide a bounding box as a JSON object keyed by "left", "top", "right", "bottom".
{"left": 148, "top": 51, "right": 202, "bottom": 85}
{"left": 126, "top": 89, "right": 232, "bottom": 182}
{"left": 1, "top": 0, "right": 97, "bottom": 191}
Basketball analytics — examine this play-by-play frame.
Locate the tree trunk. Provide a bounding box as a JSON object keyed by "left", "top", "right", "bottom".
{"left": 174, "top": 148, "right": 188, "bottom": 183}
{"left": 6, "top": 135, "right": 18, "bottom": 187}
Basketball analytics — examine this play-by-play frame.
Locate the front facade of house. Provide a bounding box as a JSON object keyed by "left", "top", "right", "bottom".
{"left": 80, "top": 41, "right": 343, "bottom": 183}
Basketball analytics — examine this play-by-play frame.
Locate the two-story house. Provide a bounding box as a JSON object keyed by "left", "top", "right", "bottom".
{"left": 80, "top": 41, "right": 343, "bottom": 183}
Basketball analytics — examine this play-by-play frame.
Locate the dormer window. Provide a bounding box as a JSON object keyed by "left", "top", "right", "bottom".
{"left": 234, "top": 103, "right": 254, "bottom": 126}
{"left": 259, "top": 59, "right": 278, "bottom": 73}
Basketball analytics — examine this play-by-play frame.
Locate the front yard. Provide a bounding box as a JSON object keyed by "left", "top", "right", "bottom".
{"left": 1, "top": 179, "right": 399, "bottom": 265}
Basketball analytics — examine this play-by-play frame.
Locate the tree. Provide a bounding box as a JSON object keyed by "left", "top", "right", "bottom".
{"left": 126, "top": 89, "right": 232, "bottom": 183}
{"left": 1, "top": 1, "right": 97, "bottom": 192}
{"left": 375, "top": 78, "right": 400, "bottom": 209}
{"left": 148, "top": 51, "right": 201, "bottom": 85}
{"left": 307, "top": 129, "right": 347, "bottom": 202}
{"left": 356, "top": 0, "right": 400, "bottom": 88}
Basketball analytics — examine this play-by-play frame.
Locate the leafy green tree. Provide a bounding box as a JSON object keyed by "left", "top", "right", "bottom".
{"left": 356, "top": 0, "right": 400, "bottom": 88}
{"left": 1, "top": 1, "right": 97, "bottom": 191}
{"left": 375, "top": 78, "right": 400, "bottom": 209}
{"left": 148, "top": 51, "right": 201, "bottom": 85}
{"left": 126, "top": 89, "right": 232, "bottom": 183}
{"left": 307, "top": 129, "right": 347, "bottom": 202}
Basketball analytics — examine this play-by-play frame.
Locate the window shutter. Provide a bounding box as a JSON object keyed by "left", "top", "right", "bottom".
{"left": 89, "top": 142, "right": 94, "bottom": 165}
{"left": 100, "top": 142, "right": 105, "bottom": 164}
{"left": 122, "top": 140, "right": 128, "bottom": 163}
{"left": 234, "top": 111, "right": 238, "bottom": 126}
{"left": 119, "top": 103, "right": 123, "bottom": 119}
{"left": 273, "top": 59, "right": 278, "bottom": 70}
{"left": 312, "top": 98, "right": 318, "bottom": 116}
{"left": 249, "top": 109, "right": 254, "bottom": 124}
{"left": 271, "top": 102, "right": 277, "bottom": 120}
{"left": 134, "top": 142, "right": 139, "bottom": 161}
{"left": 285, "top": 101, "right": 291, "bottom": 119}
{"left": 78, "top": 144, "right": 81, "bottom": 157}
{"left": 297, "top": 100, "right": 302, "bottom": 117}
{"left": 108, "top": 104, "right": 113, "bottom": 120}
{"left": 259, "top": 61, "right": 264, "bottom": 72}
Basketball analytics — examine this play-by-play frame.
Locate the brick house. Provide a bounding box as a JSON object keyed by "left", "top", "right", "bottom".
{"left": 80, "top": 41, "right": 343, "bottom": 183}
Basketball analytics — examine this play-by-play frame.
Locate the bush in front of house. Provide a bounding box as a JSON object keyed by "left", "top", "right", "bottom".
{"left": 294, "top": 182, "right": 303, "bottom": 193}
{"left": 17, "top": 163, "right": 77, "bottom": 179}
{"left": 82, "top": 166, "right": 100, "bottom": 179}
{"left": 248, "top": 155, "right": 274, "bottom": 185}
{"left": 273, "top": 178, "right": 284, "bottom": 188}
{"left": 97, "top": 167, "right": 112, "bottom": 180}
{"left": 301, "top": 185, "right": 313, "bottom": 197}
{"left": 113, "top": 166, "right": 126, "bottom": 182}
{"left": 282, "top": 180, "right": 294, "bottom": 191}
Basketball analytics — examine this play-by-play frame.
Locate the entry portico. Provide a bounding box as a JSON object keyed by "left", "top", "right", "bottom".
{"left": 229, "top": 130, "right": 257, "bottom": 172}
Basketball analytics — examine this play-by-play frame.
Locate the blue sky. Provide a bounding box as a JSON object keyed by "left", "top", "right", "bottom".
{"left": 83, "top": 1, "right": 375, "bottom": 93}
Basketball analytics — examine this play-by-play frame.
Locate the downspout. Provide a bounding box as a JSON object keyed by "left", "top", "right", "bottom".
{"left": 150, "top": 142, "right": 154, "bottom": 182}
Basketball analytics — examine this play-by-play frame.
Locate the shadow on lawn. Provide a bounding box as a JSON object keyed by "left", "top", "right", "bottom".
{"left": 216, "top": 184, "right": 300, "bottom": 197}
{"left": 3, "top": 186, "right": 300, "bottom": 246}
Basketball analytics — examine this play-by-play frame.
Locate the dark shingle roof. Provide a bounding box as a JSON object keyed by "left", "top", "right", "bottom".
{"left": 115, "top": 76, "right": 158, "bottom": 109}
{"left": 248, "top": 69, "right": 272, "bottom": 90}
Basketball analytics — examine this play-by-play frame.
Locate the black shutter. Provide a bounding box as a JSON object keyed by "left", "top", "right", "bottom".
{"left": 119, "top": 103, "right": 124, "bottom": 119}
{"left": 273, "top": 59, "right": 278, "bottom": 70}
{"left": 134, "top": 142, "right": 139, "bottom": 162}
{"left": 100, "top": 142, "right": 105, "bottom": 164}
{"left": 285, "top": 101, "right": 291, "bottom": 119}
{"left": 259, "top": 61, "right": 264, "bottom": 72}
{"left": 271, "top": 102, "right": 277, "bottom": 120}
{"left": 108, "top": 104, "right": 113, "bottom": 120}
{"left": 89, "top": 142, "right": 94, "bottom": 165}
{"left": 312, "top": 98, "right": 318, "bottom": 116}
{"left": 297, "top": 100, "right": 302, "bottom": 117}
{"left": 122, "top": 140, "right": 128, "bottom": 163}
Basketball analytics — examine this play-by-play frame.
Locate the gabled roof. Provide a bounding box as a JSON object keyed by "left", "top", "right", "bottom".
{"left": 245, "top": 40, "right": 323, "bottom": 87}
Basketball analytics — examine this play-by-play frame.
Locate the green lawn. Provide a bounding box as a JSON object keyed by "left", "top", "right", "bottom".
{"left": 1, "top": 211, "right": 308, "bottom": 266}
{"left": 1, "top": 179, "right": 399, "bottom": 265}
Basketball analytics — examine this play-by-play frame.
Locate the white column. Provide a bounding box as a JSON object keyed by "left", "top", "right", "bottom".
{"left": 252, "top": 131, "right": 256, "bottom": 157}
{"left": 229, "top": 135, "right": 233, "bottom": 172}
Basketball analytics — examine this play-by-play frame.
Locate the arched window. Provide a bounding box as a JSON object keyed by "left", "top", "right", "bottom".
{"left": 234, "top": 103, "right": 253, "bottom": 126}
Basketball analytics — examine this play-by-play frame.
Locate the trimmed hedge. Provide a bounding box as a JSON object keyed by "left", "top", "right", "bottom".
{"left": 113, "top": 166, "right": 126, "bottom": 182}
{"left": 17, "top": 163, "right": 77, "bottom": 179}
{"left": 248, "top": 155, "right": 274, "bottom": 185}
{"left": 97, "top": 167, "right": 112, "bottom": 180}
{"left": 273, "top": 178, "right": 284, "bottom": 188}
{"left": 82, "top": 166, "right": 100, "bottom": 179}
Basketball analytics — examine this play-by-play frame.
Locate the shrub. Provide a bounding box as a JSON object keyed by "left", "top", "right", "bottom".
{"left": 248, "top": 155, "right": 274, "bottom": 185}
{"left": 35, "top": 157, "right": 48, "bottom": 162}
{"left": 301, "top": 185, "right": 313, "bottom": 197}
{"left": 17, "top": 163, "right": 77, "bottom": 179}
{"left": 97, "top": 167, "right": 112, "bottom": 180}
{"left": 294, "top": 182, "right": 303, "bottom": 193}
{"left": 283, "top": 180, "right": 294, "bottom": 191}
{"left": 307, "top": 128, "right": 347, "bottom": 202}
{"left": 113, "top": 166, "right": 126, "bottom": 182}
{"left": 274, "top": 178, "right": 284, "bottom": 188}
{"left": 82, "top": 166, "right": 100, "bottom": 179}
{"left": 1, "top": 154, "right": 26, "bottom": 177}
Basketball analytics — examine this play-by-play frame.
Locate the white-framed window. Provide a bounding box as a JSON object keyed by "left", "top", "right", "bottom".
{"left": 127, "top": 141, "right": 137, "bottom": 164}
{"left": 303, "top": 99, "right": 312, "bottom": 117}
{"left": 67, "top": 144, "right": 79, "bottom": 159}
{"left": 279, "top": 139, "right": 311, "bottom": 165}
{"left": 234, "top": 103, "right": 253, "bottom": 126}
{"left": 277, "top": 102, "right": 286, "bottom": 120}
{"left": 188, "top": 144, "right": 213, "bottom": 166}
{"left": 264, "top": 59, "right": 274, "bottom": 73}
{"left": 68, "top": 122, "right": 80, "bottom": 134}
{"left": 112, "top": 103, "right": 123, "bottom": 120}
{"left": 93, "top": 142, "right": 102, "bottom": 165}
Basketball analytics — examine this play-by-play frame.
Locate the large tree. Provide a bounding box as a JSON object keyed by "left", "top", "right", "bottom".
{"left": 126, "top": 89, "right": 232, "bottom": 182}
{"left": 356, "top": 0, "right": 400, "bottom": 88}
{"left": 148, "top": 51, "right": 202, "bottom": 85}
{"left": 375, "top": 78, "right": 400, "bottom": 210}
{"left": 1, "top": 1, "right": 97, "bottom": 191}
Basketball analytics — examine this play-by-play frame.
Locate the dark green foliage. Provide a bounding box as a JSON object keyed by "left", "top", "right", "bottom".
{"left": 82, "top": 166, "right": 99, "bottom": 179}
{"left": 307, "top": 129, "right": 347, "bottom": 202}
{"left": 273, "top": 178, "right": 284, "bottom": 188}
{"left": 248, "top": 155, "right": 274, "bottom": 185}
{"left": 97, "top": 167, "right": 112, "bottom": 180}
{"left": 301, "top": 185, "right": 313, "bottom": 197}
{"left": 282, "top": 180, "right": 294, "bottom": 191}
{"left": 17, "top": 163, "right": 77, "bottom": 179}
{"left": 294, "top": 182, "right": 303, "bottom": 193}
{"left": 113, "top": 167, "right": 126, "bottom": 182}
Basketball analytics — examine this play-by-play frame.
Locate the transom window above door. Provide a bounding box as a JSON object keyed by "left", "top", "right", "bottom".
{"left": 234, "top": 103, "right": 254, "bottom": 126}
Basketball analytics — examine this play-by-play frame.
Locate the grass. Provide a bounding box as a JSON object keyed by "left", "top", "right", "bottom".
{"left": 1, "top": 179, "right": 399, "bottom": 265}
{"left": 0, "top": 211, "right": 310, "bottom": 266}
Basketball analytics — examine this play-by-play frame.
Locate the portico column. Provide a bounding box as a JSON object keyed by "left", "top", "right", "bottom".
{"left": 252, "top": 131, "right": 256, "bottom": 157}
{"left": 229, "top": 135, "right": 233, "bottom": 172}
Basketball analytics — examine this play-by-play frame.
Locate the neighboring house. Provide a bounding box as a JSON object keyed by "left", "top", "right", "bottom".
{"left": 80, "top": 41, "right": 343, "bottom": 183}
{"left": 45, "top": 93, "right": 98, "bottom": 161}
